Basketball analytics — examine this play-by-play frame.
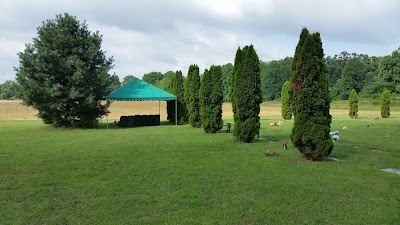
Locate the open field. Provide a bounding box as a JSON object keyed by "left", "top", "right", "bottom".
{"left": 0, "top": 100, "right": 399, "bottom": 224}
{"left": 1, "top": 99, "right": 400, "bottom": 120}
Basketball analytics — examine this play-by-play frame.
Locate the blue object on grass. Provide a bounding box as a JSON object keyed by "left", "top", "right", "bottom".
{"left": 329, "top": 130, "right": 340, "bottom": 135}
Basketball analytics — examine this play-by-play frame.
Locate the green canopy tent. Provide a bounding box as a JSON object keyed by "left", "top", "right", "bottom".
{"left": 105, "top": 78, "right": 177, "bottom": 127}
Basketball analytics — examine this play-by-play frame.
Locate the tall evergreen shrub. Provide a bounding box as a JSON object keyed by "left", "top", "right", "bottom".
{"left": 184, "top": 65, "right": 201, "bottom": 127}
{"left": 281, "top": 81, "right": 292, "bottom": 120}
{"left": 231, "top": 45, "right": 263, "bottom": 142}
{"left": 200, "top": 66, "right": 223, "bottom": 133}
{"left": 349, "top": 89, "right": 358, "bottom": 119}
{"left": 166, "top": 71, "right": 187, "bottom": 124}
{"left": 380, "top": 88, "right": 390, "bottom": 118}
{"left": 290, "top": 28, "right": 333, "bottom": 160}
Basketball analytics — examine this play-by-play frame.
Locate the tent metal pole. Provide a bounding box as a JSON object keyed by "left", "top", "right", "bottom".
{"left": 175, "top": 99, "right": 177, "bottom": 125}
{"left": 159, "top": 100, "right": 160, "bottom": 115}
{"left": 106, "top": 98, "right": 109, "bottom": 129}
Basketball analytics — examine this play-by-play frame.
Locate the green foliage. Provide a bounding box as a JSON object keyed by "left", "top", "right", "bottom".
{"left": 325, "top": 53, "right": 382, "bottom": 99}
{"left": 381, "top": 88, "right": 391, "bottom": 118}
{"left": 349, "top": 89, "right": 358, "bottom": 119}
{"left": 0, "top": 80, "right": 19, "bottom": 99}
{"left": 166, "top": 71, "right": 187, "bottom": 124}
{"left": 15, "top": 13, "right": 114, "bottom": 128}
{"left": 200, "top": 66, "right": 223, "bottom": 133}
{"left": 377, "top": 48, "right": 400, "bottom": 94}
{"left": 290, "top": 28, "right": 333, "bottom": 160}
{"left": 324, "top": 51, "right": 352, "bottom": 87}
{"left": 333, "top": 57, "right": 367, "bottom": 99}
{"left": 231, "top": 45, "right": 262, "bottom": 142}
{"left": 221, "top": 63, "right": 234, "bottom": 102}
{"left": 230, "top": 47, "right": 243, "bottom": 122}
{"left": 121, "top": 75, "right": 135, "bottom": 86}
{"left": 289, "top": 28, "right": 309, "bottom": 115}
{"left": 363, "top": 55, "right": 382, "bottom": 88}
{"left": 184, "top": 65, "right": 201, "bottom": 128}
{"left": 142, "top": 72, "right": 164, "bottom": 85}
{"left": 108, "top": 75, "right": 121, "bottom": 92}
{"left": 281, "top": 81, "right": 292, "bottom": 120}
{"left": 260, "top": 57, "right": 292, "bottom": 101}
{"left": 156, "top": 71, "right": 175, "bottom": 91}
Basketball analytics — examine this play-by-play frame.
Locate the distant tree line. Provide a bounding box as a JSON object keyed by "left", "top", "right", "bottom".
{"left": 6, "top": 48, "right": 399, "bottom": 102}
{"left": 0, "top": 80, "right": 19, "bottom": 99}
{"left": 132, "top": 48, "right": 400, "bottom": 102}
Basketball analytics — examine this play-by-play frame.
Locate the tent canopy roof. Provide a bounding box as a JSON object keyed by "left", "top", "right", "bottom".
{"left": 106, "top": 78, "right": 176, "bottom": 101}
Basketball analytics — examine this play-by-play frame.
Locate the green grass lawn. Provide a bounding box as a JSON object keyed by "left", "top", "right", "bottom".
{"left": 1, "top": 114, "right": 399, "bottom": 224}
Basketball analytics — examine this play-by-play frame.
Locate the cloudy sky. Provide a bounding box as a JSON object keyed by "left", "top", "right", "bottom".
{"left": 1, "top": 0, "right": 399, "bottom": 83}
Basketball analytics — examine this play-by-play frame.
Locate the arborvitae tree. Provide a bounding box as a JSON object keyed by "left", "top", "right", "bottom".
{"left": 166, "top": 75, "right": 176, "bottom": 123}
{"left": 200, "top": 66, "right": 223, "bottom": 133}
{"left": 221, "top": 63, "right": 234, "bottom": 102}
{"left": 231, "top": 45, "right": 263, "bottom": 142}
{"left": 230, "top": 47, "right": 244, "bottom": 126}
{"left": 184, "top": 65, "right": 201, "bottom": 127}
{"left": 349, "top": 89, "right": 358, "bottom": 119}
{"left": 380, "top": 88, "right": 390, "bottom": 118}
{"left": 166, "top": 71, "right": 187, "bottom": 124}
{"left": 281, "top": 81, "right": 292, "bottom": 120}
{"left": 289, "top": 28, "right": 309, "bottom": 116}
{"left": 15, "top": 13, "right": 114, "bottom": 128}
{"left": 200, "top": 69, "right": 212, "bottom": 131}
{"left": 290, "top": 28, "right": 333, "bottom": 160}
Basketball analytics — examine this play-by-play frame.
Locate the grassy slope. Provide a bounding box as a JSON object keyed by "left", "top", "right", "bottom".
{"left": 1, "top": 112, "right": 399, "bottom": 224}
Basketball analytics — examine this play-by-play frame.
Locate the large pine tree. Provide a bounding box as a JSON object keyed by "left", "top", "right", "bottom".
{"left": 15, "top": 13, "right": 114, "bottom": 128}
{"left": 166, "top": 71, "right": 187, "bottom": 124}
{"left": 231, "top": 45, "right": 263, "bottom": 142}
{"left": 290, "top": 28, "right": 333, "bottom": 160}
{"left": 200, "top": 66, "right": 223, "bottom": 133}
{"left": 184, "top": 65, "right": 201, "bottom": 127}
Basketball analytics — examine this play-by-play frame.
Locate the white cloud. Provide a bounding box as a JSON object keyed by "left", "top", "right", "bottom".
{"left": 1, "top": 0, "right": 399, "bottom": 83}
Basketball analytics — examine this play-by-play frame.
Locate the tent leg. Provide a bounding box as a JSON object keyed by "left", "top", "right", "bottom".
{"left": 159, "top": 100, "right": 160, "bottom": 115}
{"left": 175, "top": 99, "right": 177, "bottom": 125}
{"left": 107, "top": 114, "right": 109, "bottom": 129}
